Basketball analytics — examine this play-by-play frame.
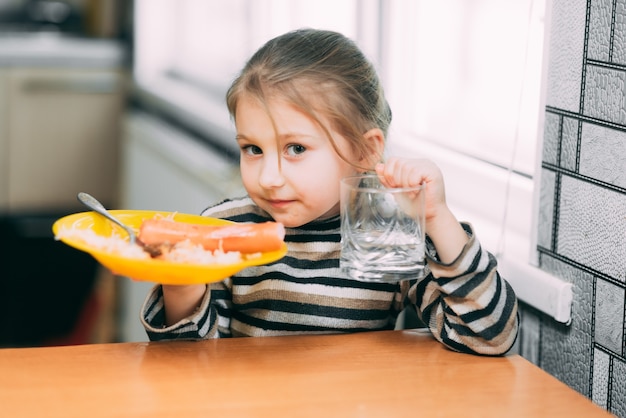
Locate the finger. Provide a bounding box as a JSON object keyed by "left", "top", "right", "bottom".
{"left": 375, "top": 160, "right": 397, "bottom": 187}
{"left": 386, "top": 158, "right": 405, "bottom": 187}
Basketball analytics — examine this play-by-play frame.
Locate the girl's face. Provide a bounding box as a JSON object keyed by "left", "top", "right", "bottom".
{"left": 235, "top": 95, "right": 360, "bottom": 227}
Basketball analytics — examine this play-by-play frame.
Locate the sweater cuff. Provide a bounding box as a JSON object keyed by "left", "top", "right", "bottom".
{"left": 140, "top": 284, "right": 213, "bottom": 338}
{"left": 425, "top": 222, "right": 481, "bottom": 278}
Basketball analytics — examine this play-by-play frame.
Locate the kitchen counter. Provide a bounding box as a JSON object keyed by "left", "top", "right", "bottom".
{"left": 0, "top": 30, "right": 126, "bottom": 213}
{"left": 0, "top": 32, "right": 125, "bottom": 67}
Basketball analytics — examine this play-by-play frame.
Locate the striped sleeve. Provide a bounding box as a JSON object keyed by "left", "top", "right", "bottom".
{"left": 140, "top": 197, "right": 254, "bottom": 341}
{"left": 140, "top": 281, "right": 231, "bottom": 341}
{"left": 411, "top": 223, "right": 519, "bottom": 355}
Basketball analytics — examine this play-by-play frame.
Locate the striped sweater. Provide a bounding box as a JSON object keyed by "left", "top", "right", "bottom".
{"left": 141, "top": 197, "right": 518, "bottom": 355}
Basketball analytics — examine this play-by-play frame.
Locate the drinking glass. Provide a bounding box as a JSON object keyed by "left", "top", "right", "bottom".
{"left": 340, "top": 174, "right": 426, "bottom": 282}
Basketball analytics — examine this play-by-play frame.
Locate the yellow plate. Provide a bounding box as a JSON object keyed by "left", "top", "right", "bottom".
{"left": 52, "top": 210, "right": 288, "bottom": 285}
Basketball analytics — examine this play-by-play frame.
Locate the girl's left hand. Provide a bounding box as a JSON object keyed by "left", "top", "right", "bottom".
{"left": 375, "top": 157, "right": 469, "bottom": 263}
{"left": 375, "top": 157, "right": 448, "bottom": 227}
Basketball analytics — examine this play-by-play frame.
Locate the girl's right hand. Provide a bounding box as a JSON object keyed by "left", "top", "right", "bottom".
{"left": 161, "top": 284, "right": 208, "bottom": 326}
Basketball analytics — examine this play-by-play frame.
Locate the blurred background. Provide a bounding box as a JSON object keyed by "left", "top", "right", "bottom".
{"left": 0, "top": 0, "right": 545, "bottom": 346}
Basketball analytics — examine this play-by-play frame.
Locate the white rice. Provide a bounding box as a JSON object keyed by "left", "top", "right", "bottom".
{"left": 55, "top": 226, "right": 245, "bottom": 265}
{"left": 164, "top": 240, "right": 242, "bottom": 264}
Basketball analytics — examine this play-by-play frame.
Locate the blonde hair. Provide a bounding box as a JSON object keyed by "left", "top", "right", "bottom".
{"left": 226, "top": 28, "right": 392, "bottom": 168}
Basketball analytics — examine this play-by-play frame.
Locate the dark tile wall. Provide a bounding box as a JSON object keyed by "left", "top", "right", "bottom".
{"left": 517, "top": 0, "right": 626, "bottom": 416}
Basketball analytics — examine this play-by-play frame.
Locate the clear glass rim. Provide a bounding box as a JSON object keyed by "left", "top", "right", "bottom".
{"left": 340, "top": 174, "right": 424, "bottom": 193}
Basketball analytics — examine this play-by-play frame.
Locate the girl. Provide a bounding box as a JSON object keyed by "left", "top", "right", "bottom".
{"left": 141, "top": 28, "right": 518, "bottom": 355}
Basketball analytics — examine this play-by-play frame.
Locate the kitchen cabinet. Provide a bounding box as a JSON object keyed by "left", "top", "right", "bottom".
{"left": 0, "top": 67, "right": 126, "bottom": 212}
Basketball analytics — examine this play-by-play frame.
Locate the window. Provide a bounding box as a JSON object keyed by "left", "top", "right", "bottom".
{"left": 383, "top": 0, "right": 549, "bottom": 262}
{"left": 384, "top": 0, "right": 546, "bottom": 176}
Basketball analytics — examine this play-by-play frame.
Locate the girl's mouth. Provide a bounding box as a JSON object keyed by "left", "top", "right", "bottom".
{"left": 266, "top": 199, "right": 294, "bottom": 209}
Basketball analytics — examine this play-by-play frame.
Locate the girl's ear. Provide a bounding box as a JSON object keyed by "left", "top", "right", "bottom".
{"left": 361, "top": 128, "right": 385, "bottom": 169}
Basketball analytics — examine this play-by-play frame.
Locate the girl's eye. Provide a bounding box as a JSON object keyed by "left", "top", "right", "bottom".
{"left": 286, "top": 144, "right": 306, "bottom": 156}
{"left": 241, "top": 145, "right": 263, "bottom": 155}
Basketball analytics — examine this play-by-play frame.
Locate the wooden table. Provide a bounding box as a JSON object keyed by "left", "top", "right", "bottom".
{"left": 0, "top": 330, "right": 612, "bottom": 417}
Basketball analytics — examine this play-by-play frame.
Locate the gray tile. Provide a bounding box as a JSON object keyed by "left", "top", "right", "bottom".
{"left": 611, "top": 357, "right": 626, "bottom": 417}
{"left": 537, "top": 169, "right": 555, "bottom": 249}
{"left": 546, "top": 0, "right": 587, "bottom": 111}
{"left": 579, "top": 122, "right": 626, "bottom": 189}
{"left": 543, "top": 112, "right": 560, "bottom": 165}
{"left": 588, "top": 0, "right": 613, "bottom": 61}
{"left": 557, "top": 175, "right": 626, "bottom": 281}
{"left": 614, "top": 0, "right": 626, "bottom": 65}
{"left": 541, "top": 254, "right": 595, "bottom": 336}
{"left": 560, "top": 117, "right": 579, "bottom": 171}
{"left": 539, "top": 255, "right": 594, "bottom": 396}
{"left": 594, "top": 278, "right": 625, "bottom": 353}
{"left": 592, "top": 348, "right": 610, "bottom": 409}
{"left": 583, "top": 65, "right": 626, "bottom": 125}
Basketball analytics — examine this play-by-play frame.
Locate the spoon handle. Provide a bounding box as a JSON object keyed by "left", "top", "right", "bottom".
{"left": 77, "top": 192, "right": 137, "bottom": 245}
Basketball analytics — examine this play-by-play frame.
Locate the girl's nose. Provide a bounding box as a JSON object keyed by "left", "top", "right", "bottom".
{"left": 258, "top": 159, "right": 286, "bottom": 188}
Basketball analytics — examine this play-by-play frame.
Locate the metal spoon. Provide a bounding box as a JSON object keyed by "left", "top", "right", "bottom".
{"left": 77, "top": 192, "right": 163, "bottom": 257}
{"left": 77, "top": 192, "right": 138, "bottom": 245}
